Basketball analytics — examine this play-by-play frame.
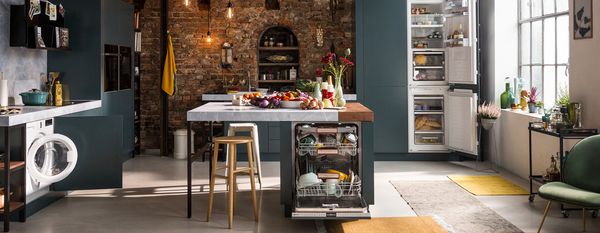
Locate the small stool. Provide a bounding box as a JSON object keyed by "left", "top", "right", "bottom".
{"left": 206, "top": 136, "right": 258, "bottom": 229}
{"left": 226, "top": 123, "right": 262, "bottom": 187}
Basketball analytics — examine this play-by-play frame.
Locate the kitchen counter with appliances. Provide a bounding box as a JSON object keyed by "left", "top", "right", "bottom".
{"left": 202, "top": 93, "right": 358, "bottom": 102}
{"left": 0, "top": 99, "right": 101, "bottom": 231}
{"left": 0, "top": 100, "right": 102, "bottom": 127}
{"left": 187, "top": 102, "right": 374, "bottom": 219}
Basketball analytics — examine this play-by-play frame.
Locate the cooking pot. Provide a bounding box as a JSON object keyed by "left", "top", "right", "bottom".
{"left": 19, "top": 89, "right": 48, "bottom": 106}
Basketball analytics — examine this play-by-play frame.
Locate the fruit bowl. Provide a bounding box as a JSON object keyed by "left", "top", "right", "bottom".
{"left": 280, "top": 100, "right": 303, "bottom": 109}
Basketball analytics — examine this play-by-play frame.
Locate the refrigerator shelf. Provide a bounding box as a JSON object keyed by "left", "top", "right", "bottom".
{"left": 414, "top": 111, "right": 443, "bottom": 115}
{"left": 414, "top": 130, "right": 444, "bottom": 134}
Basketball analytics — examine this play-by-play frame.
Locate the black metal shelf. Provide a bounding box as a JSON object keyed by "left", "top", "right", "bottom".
{"left": 528, "top": 122, "right": 598, "bottom": 216}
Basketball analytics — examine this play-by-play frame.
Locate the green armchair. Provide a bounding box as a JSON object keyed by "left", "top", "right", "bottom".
{"left": 537, "top": 135, "right": 600, "bottom": 233}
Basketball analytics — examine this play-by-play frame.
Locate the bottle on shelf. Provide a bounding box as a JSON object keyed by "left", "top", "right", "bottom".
{"left": 54, "top": 81, "right": 63, "bottom": 106}
{"left": 500, "top": 82, "right": 514, "bottom": 109}
{"left": 290, "top": 67, "right": 297, "bottom": 80}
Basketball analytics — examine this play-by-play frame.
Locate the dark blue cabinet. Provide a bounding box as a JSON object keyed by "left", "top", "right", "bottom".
{"left": 356, "top": 0, "right": 409, "bottom": 155}
{"left": 46, "top": 0, "right": 134, "bottom": 190}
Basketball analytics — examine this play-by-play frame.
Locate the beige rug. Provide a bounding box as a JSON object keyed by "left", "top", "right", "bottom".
{"left": 326, "top": 216, "right": 448, "bottom": 233}
{"left": 391, "top": 180, "right": 523, "bottom": 233}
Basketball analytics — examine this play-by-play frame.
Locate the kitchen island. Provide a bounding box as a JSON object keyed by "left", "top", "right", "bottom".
{"left": 186, "top": 102, "right": 374, "bottom": 219}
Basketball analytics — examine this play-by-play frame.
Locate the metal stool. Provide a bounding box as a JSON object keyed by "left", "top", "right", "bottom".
{"left": 206, "top": 136, "right": 259, "bottom": 229}
{"left": 226, "top": 123, "right": 262, "bottom": 187}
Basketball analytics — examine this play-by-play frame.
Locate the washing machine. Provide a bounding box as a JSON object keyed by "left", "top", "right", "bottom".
{"left": 25, "top": 119, "right": 78, "bottom": 203}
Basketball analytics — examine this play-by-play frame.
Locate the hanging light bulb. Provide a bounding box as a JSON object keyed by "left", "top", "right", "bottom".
{"left": 184, "top": 0, "right": 189, "bottom": 7}
{"left": 206, "top": 31, "right": 212, "bottom": 43}
{"left": 226, "top": 1, "right": 233, "bottom": 19}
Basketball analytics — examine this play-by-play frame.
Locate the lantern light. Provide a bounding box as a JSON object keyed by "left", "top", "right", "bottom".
{"left": 227, "top": 1, "right": 233, "bottom": 19}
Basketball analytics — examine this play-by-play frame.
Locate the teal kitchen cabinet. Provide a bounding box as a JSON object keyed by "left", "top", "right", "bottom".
{"left": 48, "top": 0, "right": 135, "bottom": 162}
{"left": 356, "top": 0, "right": 409, "bottom": 155}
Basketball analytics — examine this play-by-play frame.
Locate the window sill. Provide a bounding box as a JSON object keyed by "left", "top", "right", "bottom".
{"left": 501, "top": 109, "right": 543, "bottom": 119}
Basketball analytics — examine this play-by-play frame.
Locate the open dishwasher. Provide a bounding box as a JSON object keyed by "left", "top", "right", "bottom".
{"left": 292, "top": 123, "right": 371, "bottom": 219}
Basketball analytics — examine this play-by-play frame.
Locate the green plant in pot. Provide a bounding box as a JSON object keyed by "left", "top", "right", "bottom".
{"left": 478, "top": 102, "right": 501, "bottom": 130}
{"left": 535, "top": 101, "right": 544, "bottom": 114}
{"left": 527, "top": 87, "right": 539, "bottom": 113}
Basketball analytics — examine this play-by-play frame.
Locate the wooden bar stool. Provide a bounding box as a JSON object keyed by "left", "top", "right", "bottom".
{"left": 226, "top": 123, "right": 262, "bottom": 187}
{"left": 206, "top": 136, "right": 258, "bottom": 229}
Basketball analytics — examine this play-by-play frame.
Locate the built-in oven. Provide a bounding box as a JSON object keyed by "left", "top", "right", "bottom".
{"left": 291, "top": 123, "right": 370, "bottom": 219}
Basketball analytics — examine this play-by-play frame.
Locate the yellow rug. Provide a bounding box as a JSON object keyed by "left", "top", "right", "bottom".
{"left": 326, "top": 216, "right": 448, "bottom": 233}
{"left": 448, "top": 175, "right": 528, "bottom": 196}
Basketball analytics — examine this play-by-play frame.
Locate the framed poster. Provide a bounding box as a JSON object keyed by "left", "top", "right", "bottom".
{"left": 573, "top": 0, "right": 593, "bottom": 39}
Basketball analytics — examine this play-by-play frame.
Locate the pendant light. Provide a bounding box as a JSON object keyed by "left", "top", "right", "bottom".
{"left": 226, "top": 1, "right": 233, "bottom": 19}
{"left": 206, "top": 1, "right": 212, "bottom": 43}
{"left": 206, "top": 31, "right": 212, "bottom": 43}
{"left": 184, "top": 0, "right": 189, "bottom": 7}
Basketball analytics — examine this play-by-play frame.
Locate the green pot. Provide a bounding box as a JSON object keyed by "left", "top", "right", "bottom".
{"left": 19, "top": 89, "right": 49, "bottom": 106}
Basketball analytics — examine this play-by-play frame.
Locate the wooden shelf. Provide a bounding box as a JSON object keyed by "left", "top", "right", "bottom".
{"left": 0, "top": 162, "right": 25, "bottom": 172}
{"left": 0, "top": 202, "right": 24, "bottom": 214}
{"left": 258, "top": 47, "right": 299, "bottom": 51}
{"left": 36, "top": 47, "right": 71, "bottom": 51}
{"left": 258, "top": 63, "right": 299, "bottom": 67}
{"left": 258, "top": 80, "right": 296, "bottom": 84}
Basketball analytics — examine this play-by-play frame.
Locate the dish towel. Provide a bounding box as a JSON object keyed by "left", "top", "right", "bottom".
{"left": 161, "top": 34, "right": 177, "bottom": 96}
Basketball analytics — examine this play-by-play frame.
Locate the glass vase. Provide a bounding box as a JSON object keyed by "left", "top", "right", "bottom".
{"left": 500, "top": 83, "right": 514, "bottom": 109}
{"left": 334, "top": 76, "right": 346, "bottom": 107}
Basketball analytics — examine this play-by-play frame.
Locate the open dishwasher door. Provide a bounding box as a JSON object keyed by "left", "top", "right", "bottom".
{"left": 292, "top": 123, "right": 371, "bottom": 219}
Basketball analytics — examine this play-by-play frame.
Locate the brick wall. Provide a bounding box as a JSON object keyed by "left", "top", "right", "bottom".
{"left": 139, "top": 0, "right": 355, "bottom": 150}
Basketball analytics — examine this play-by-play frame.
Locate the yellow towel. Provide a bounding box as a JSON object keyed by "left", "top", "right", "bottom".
{"left": 161, "top": 34, "right": 176, "bottom": 96}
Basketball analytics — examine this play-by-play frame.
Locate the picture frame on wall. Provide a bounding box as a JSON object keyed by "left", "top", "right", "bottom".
{"left": 573, "top": 0, "right": 593, "bottom": 39}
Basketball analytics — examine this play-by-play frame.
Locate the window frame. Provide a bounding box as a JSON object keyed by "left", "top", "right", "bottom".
{"left": 518, "top": 0, "right": 569, "bottom": 105}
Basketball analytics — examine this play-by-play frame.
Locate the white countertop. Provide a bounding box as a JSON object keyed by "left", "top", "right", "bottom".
{"left": 202, "top": 93, "right": 358, "bottom": 102}
{"left": 187, "top": 102, "right": 340, "bottom": 122}
{"left": 0, "top": 100, "right": 102, "bottom": 127}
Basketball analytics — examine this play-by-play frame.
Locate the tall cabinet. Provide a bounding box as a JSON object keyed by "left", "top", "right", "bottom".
{"left": 356, "top": 0, "right": 409, "bottom": 158}
{"left": 47, "top": 0, "right": 134, "bottom": 191}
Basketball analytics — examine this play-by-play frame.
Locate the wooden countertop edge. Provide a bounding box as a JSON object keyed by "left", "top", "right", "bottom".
{"left": 338, "top": 103, "right": 374, "bottom": 122}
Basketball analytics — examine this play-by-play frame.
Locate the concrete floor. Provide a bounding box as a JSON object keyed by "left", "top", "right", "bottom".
{"left": 8, "top": 156, "right": 600, "bottom": 233}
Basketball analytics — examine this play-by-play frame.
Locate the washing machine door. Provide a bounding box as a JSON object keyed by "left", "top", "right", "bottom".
{"left": 27, "top": 134, "right": 78, "bottom": 184}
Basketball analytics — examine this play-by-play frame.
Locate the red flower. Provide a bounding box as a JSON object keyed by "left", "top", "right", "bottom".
{"left": 340, "top": 57, "right": 354, "bottom": 66}
{"left": 316, "top": 68, "right": 323, "bottom": 76}
{"left": 321, "top": 52, "right": 336, "bottom": 64}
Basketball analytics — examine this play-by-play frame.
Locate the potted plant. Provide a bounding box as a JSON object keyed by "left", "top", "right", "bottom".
{"left": 478, "top": 102, "right": 502, "bottom": 130}
{"left": 527, "top": 87, "right": 539, "bottom": 113}
{"left": 535, "top": 101, "right": 544, "bottom": 114}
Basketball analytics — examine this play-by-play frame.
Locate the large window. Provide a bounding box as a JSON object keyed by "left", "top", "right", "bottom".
{"left": 519, "top": 0, "right": 569, "bottom": 106}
